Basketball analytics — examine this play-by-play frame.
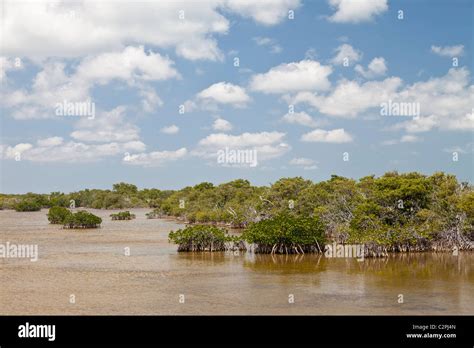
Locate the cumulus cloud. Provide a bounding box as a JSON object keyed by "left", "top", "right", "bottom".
{"left": 2, "top": 1, "right": 297, "bottom": 62}
{"left": 289, "top": 157, "right": 318, "bottom": 170}
{"left": 160, "top": 125, "right": 179, "bottom": 134}
{"left": 2, "top": 46, "right": 178, "bottom": 119}
{"left": 431, "top": 45, "right": 464, "bottom": 57}
{"left": 123, "top": 148, "right": 187, "bottom": 167}
{"left": 196, "top": 82, "right": 250, "bottom": 108}
{"left": 3, "top": 143, "right": 33, "bottom": 159}
{"left": 328, "top": 0, "right": 388, "bottom": 23}
{"left": 139, "top": 87, "right": 164, "bottom": 113}
{"left": 194, "top": 131, "right": 291, "bottom": 162}
{"left": 224, "top": 0, "right": 301, "bottom": 26}
{"left": 2, "top": 140, "right": 145, "bottom": 163}
{"left": 249, "top": 60, "right": 332, "bottom": 94}
{"left": 212, "top": 118, "right": 233, "bottom": 131}
{"left": 355, "top": 57, "right": 387, "bottom": 78}
{"left": 281, "top": 111, "right": 325, "bottom": 127}
{"left": 391, "top": 68, "right": 474, "bottom": 132}
{"left": 75, "top": 46, "right": 180, "bottom": 84}
{"left": 301, "top": 128, "right": 353, "bottom": 143}
{"left": 290, "top": 67, "right": 473, "bottom": 133}
{"left": 37, "top": 137, "right": 64, "bottom": 147}
{"left": 290, "top": 77, "right": 402, "bottom": 118}
{"left": 2, "top": 1, "right": 228, "bottom": 61}
{"left": 331, "top": 44, "right": 362, "bottom": 65}
{"left": 70, "top": 106, "right": 140, "bottom": 143}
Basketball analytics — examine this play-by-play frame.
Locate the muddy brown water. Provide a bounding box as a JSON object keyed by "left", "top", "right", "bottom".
{"left": 0, "top": 209, "right": 472, "bottom": 315}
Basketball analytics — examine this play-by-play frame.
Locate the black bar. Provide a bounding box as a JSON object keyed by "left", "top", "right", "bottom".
{"left": 0, "top": 316, "right": 472, "bottom": 346}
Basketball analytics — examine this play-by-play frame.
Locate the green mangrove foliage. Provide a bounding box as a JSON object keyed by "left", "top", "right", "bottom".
{"left": 242, "top": 213, "right": 326, "bottom": 254}
{"left": 14, "top": 200, "right": 42, "bottom": 212}
{"left": 1, "top": 172, "right": 473, "bottom": 251}
{"left": 168, "top": 225, "right": 245, "bottom": 252}
{"left": 110, "top": 211, "right": 136, "bottom": 220}
{"left": 146, "top": 208, "right": 166, "bottom": 219}
{"left": 47, "top": 206, "right": 72, "bottom": 224}
{"left": 63, "top": 210, "right": 102, "bottom": 229}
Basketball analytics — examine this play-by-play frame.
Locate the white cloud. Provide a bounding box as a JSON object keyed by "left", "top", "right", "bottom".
{"left": 123, "top": 148, "right": 187, "bottom": 167}
{"left": 291, "top": 67, "right": 473, "bottom": 132}
{"left": 0, "top": 56, "right": 23, "bottom": 82}
{"left": 4, "top": 143, "right": 33, "bottom": 159}
{"left": 281, "top": 111, "right": 323, "bottom": 127}
{"left": 161, "top": 125, "right": 180, "bottom": 134}
{"left": 331, "top": 44, "right": 362, "bottom": 65}
{"left": 392, "top": 68, "right": 474, "bottom": 132}
{"left": 290, "top": 77, "right": 402, "bottom": 118}
{"left": 2, "top": 140, "right": 145, "bottom": 163}
{"left": 2, "top": 1, "right": 297, "bottom": 62}
{"left": 176, "top": 38, "right": 224, "bottom": 62}
{"left": 194, "top": 131, "right": 290, "bottom": 161}
{"left": 400, "top": 135, "right": 421, "bottom": 143}
{"left": 355, "top": 57, "right": 387, "bottom": 78}
{"left": 196, "top": 82, "right": 250, "bottom": 108}
{"left": 328, "top": 0, "right": 388, "bottom": 23}
{"left": 37, "top": 137, "right": 64, "bottom": 147}
{"left": 253, "top": 36, "right": 282, "bottom": 54}
{"left": 139, "top": 87, "right": 164, "bottom": 113}
{"left": 431, "top": 45, "right": 464, "bottom": 57}
{"left": 301, "top": 128, "right": 353, "bottom": 143}
{"left": 2, "top": 61, "right": 89, "bottom": 119}
{"left": 249, "top": 60, "right": 332, "bottom": 94}
{"left": 224, "top": 0, "right": 301, "bottom": 26}
{"left": 290, "top": 157, "right": 314, "bottom": 166}
{"left": 289, "top": 157, "right": 317, "bottom": 170}
{"left": 212, "top": 118, "right": 233, "bottom": 131}
{"left": 70, "top": 106, "right": 140, "bottom": 143}
{"left": 75, "top": 46, "right": 180, "bottom": 84}
{"left": 392, "top": 115, "right": 439, "bottom": 133}
{"left": 382, "top": 134, "right": 422, "bottom": 145}
{"left": 2, "top": 46, "right": 178, "bottom": 120}
{"left": 2, "top": 2, "right": 229, "bottom": 61}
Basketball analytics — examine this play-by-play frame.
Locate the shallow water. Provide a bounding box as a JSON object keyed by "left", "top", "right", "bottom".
{"left": 0, "top": 208, "right": 472, "bottom": 315}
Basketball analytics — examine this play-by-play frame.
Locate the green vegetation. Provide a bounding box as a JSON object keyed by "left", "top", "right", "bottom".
{"left": 146, "top": 208, "right": 165, "bottom": 219}
{"left": 47, "top": 206, "right": 72, "bottom": 224}
{"left": 63, "top": 210, "right": 102, "bottom": 229}
{"left": 14, "top": 200, "right": 42, "bottom": 212}
{"left": 110, "top": 211, "right": 136, "bottom": 220}
{"left": 242, "top": 213, "right": 325, "bottom": 254}
{"left": 169, "top": 225, "right": 245, "bottom": 252}
{"left": 2, "top": 172, "right": 473, "bottom": 252}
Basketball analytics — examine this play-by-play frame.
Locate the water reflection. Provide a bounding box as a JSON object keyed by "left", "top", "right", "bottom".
{"left": 1, "top": 209, "right": 473, "bottom": 315}
{"left": 243, "top": 253, "right": 327, "bottom": 274}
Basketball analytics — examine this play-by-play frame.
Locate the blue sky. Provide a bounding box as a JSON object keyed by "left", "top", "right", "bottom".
{"left": 1, "top": 0, "right": 472, "bottom": 193}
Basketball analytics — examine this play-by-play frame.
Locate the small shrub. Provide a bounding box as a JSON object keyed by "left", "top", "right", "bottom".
{"left": 146, "top": 209, "right": 164, "bottom": 219}
{"left": 47, "top": 206, "right": 72, "bottom": 224}
{"left": 63, "top": 210, "right": 102, "bottom": 229}
{"left": 242, "top": 213, "right": 325, "bottom": 254}
{"left": 169, "top": 225, "right": 244, "bottom": 252}
{"left": 110, "top": 211, "right": 136, "bottom": 220}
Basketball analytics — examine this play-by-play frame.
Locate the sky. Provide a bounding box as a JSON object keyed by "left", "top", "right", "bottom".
{"left": 0, "top": 0, "right": 473, "bottom": 194}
